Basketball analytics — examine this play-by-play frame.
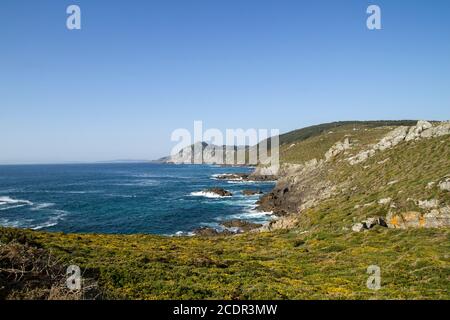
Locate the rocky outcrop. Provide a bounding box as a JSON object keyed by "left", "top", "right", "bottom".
{"left": 386, "top": 207, "right": 450, "bottom": 229}
{"left": 193, "top": 227, "right": 234, "bottom": 237}
{"left": 324, "top": 138, "right": 351, "bottom": 161}
{"left": 259, "top": 215, "right": 299, "bottom": 232}
{"left": 347, "top": 121, "right": 450, "bottom": 165}
{"left": 206, "top": 188, "right": 233, "bottom": 197}
{"left": 256, "top": 159, "right": 337, "bottom": 216}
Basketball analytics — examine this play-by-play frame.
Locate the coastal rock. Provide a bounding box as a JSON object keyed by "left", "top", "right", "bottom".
{"left": 193, "top": 227, "right": 233, "bottom": 237}
{"left": 242, "top": 189, "right": 263, "bottom": 196}
{"left": 256, "top": 160, "right": 335, "bottom": 215}
{"left": 214, "top": 173, "right": 276, "bottom": 182}
{"left": 206, "top": 188, "right": 233, "bottom": 197}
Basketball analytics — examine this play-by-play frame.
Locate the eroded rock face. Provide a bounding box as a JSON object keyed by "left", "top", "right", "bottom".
{"left": 256, "top": 160, "right": 336, "bottom": 216}
{"left": 386, "top": 207, "right": 450, "bottom": 229}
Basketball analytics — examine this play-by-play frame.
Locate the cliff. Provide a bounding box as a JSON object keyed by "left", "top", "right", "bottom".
{"left": 256, "top": 121, "right": 450, "bottom": 232}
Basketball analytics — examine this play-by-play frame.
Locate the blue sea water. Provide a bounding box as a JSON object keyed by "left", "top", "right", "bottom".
{"left": 0, "top": 163, "right": 275, "bottom": 235}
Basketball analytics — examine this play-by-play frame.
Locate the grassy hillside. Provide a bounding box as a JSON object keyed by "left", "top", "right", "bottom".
{"left": 278, "top": 120, "right": 418, "bottom": 146}
{"left": 1, "top": 225, "right": 448, "bottom": 300}
{"left": 1, "top": 121, "right": 449, "bottom": 300}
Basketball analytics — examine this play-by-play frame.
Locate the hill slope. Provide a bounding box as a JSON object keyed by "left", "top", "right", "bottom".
{"left": 1, "top": 120, "right": 449, "bottom": 300}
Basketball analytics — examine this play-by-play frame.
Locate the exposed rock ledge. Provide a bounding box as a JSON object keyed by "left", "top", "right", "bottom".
{"left": 386, "top": 207, "right": 450, "bottom": 229}
{"left": 347, "top": 121, "right": 450, "bottom": 165}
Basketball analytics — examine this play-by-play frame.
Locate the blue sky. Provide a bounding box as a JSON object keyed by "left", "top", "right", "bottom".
{"left": 1, "top": 0, "right": 449, "bottom": 164}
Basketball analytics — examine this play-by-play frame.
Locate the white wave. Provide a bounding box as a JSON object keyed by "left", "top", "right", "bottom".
{"left": 31, "top": 221, "right": 59, "bottom": 230}
{"left": 0, "top": 204, "right": 28, "bottom": 211}
{"left": 31, "top": 203, "right": 55, "bottom": 211}
{"left": 114, "top": 180, "right": 159, "bottom": 187}
{"left": 228, "top": 209, "right": 274, "bottom": 221}
{"left": 0, "top": 218, "right": 24, "bottom": 228}
{"left": 31, "top": 210, "right": 67, "bottom": 230}
{"left": 105, "top": 194, "right": 137, "bottom": 198}
{"left": 170, "top": 231, "right": 195, "bottom": 237}
{"left": 0, "top": 196, "right": 33, "bottom": 206}
{"left": 190, "top": 191, "right": 231, "bottom": 198}
{"left": 211, "top": 173, "right": 244, "bottom": 181}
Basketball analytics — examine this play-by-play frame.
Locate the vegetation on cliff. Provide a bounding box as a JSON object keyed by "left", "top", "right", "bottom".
{"left": 1, "top": 120, "right": 449, "bottom": 300}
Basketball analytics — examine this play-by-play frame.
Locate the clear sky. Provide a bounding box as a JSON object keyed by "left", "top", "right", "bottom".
{"left": 1, "top": 0, "right": 449, "bottom": 164}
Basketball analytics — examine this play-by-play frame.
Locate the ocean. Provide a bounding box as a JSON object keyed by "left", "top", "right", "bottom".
{"left": 0, "top": 163, "right": 275, "bottom": 235}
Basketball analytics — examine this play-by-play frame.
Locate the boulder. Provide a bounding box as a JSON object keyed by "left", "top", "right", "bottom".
{"left": 352, "top": 223, "right": 366, "bottom": 232}
{"left": 378, "top": 198, "right": 392, "bottom": 205}
{"left": 438, "top": 178, "right": 450, "bottom": 192}
{"left": 405, "top": 120, "right": 432, "bottom": 141}
{"left": 325, "top": 138, "right": 351, "bottom": 161}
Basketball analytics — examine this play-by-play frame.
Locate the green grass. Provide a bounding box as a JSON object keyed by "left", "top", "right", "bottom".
{"left": 279, "top": 124, "right": 394, "bottom": 164}
{"left": 1, "top": 226, "right": 448, "bottom": 299}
